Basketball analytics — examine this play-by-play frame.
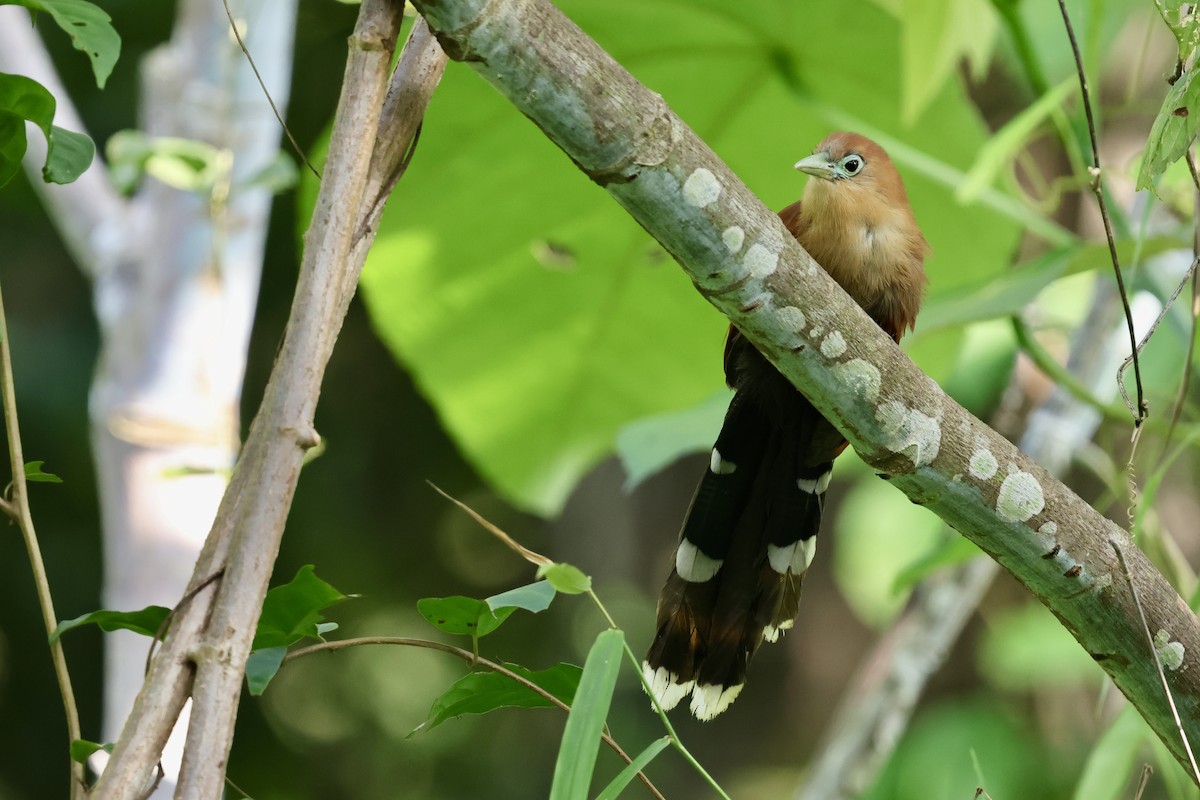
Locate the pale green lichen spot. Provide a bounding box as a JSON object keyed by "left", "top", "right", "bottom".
{"left": 820, "top": 331, "right": 847, "bottom": 358}
{"left": 683, "top": 167, "right": 721, "bottom": 207}
{"left": 1154, "top": 629, "right": 1185, "bottom": 671}
{"left": 776, "top": 305, "right": 807, "bottom": 333}
{"left": 832, "top": 359, "right": 881, "bottom": 403}
{"left": 876, "top": 401, "right": 941, "bottom": 467}
{"left": 968, "top": 448, "right": 998, "bottom": 480}
{"left": 744, "top": 243, "right": 778, "bottom": 278}
{"left": 996, "top": 470, "right": 1044, "bottom": 522}
{"left": 722, "top": 226, "right": 745, "bottom": 253}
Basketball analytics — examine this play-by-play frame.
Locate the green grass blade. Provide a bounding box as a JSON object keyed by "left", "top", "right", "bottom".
{"left": 549, "top": 629, "right": 624, "bottom": 800}
{"left": 594, "top": 737, "right": 670, "bottom": 800}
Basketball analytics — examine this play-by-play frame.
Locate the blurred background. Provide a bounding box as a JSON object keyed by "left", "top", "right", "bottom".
{"left": 3, "top": 0, "right": 1200, "bottom": 798}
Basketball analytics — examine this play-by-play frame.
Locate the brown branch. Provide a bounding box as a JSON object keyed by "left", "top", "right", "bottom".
{"left": 286, "top": 637, "right": 667, "bottom": 800}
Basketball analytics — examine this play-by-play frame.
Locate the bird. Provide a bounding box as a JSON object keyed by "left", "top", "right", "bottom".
{"left": 643, "top": 132, "right": 929, "bottom": 720}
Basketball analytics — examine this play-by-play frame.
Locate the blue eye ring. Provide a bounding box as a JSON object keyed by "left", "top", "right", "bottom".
{"left": 839, "top": 154, "right": 864, "bottom": 176}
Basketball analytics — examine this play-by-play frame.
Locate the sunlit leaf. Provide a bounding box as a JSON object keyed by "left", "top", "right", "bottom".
{"left": 537, "top": 562, "right": 592, "bottom": 595}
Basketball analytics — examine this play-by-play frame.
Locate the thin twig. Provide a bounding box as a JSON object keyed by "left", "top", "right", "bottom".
{"left": 0, "top": 281, "right": 85, "bottom": 798}
{"left": 1057, "top": 0, "right": 1147, "bottom": 424}
{"left": 427, "top": 481, "right": 551, "bottom": 565}
{"left": 1110, "top": 539, "right": 1200, "bottom": 783}
{"left": 220, "top": 0, "right": 321, "bottom": 179}
{"left": 285, "top": 637, "right": 667, "bottom": 800}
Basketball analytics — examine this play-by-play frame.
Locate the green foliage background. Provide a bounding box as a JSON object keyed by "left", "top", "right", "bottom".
{"left": 4, "top": 0, "right": 1200, "bottom": 798}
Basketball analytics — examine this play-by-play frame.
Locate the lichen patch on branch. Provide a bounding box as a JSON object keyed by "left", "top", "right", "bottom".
{"left": 876, "top": 401, "right": 940, "bottom": 468}
{"left": 820, "top": 331, "right": 847, "bottom": 358}
{"left": 968, "top": 448, "right": 998, "bottom": 480}
{"left": 722, "top": 226, "right": 745, "bottom": 253}
{"left": 744, "top": 243, "right": 778, "bottom": 278}
{"left": 775, "top": 305, "right": 807, "bottom": 334}
{"left": 832, "top": 359, "right": 881, "bottom": 403}
{"left": 682, "top": 167, "right": 721, "bottom": 207}
{"left": 996, "top": 469, "right": 1045, "bottom": 523}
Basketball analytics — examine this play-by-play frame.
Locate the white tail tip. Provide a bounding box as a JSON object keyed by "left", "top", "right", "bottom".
{"left": 642, "top": 662, "right": 693, "bottom": 711}
{"left": 689, "top": 682, "right": 743, "bottom": 720}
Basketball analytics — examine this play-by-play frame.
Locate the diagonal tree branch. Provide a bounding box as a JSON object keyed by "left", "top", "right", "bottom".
{"left": 408, "top": 0, "right": 1200, "bottom": 778}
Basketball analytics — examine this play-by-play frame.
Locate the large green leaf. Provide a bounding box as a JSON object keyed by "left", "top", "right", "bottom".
{"left": 356, "top": 0, "right": 1023, "bottom": 514}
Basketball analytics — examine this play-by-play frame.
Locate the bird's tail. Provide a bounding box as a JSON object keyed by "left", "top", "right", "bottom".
{"left": 643, "top": 392, "right": 839, "bottom": 720}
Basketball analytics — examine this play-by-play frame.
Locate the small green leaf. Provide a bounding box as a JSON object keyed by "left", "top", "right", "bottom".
{"left": 9, "top": 0, "right": 121, "bottom": 89}
{"left": 594, "top": 737, "right": 671, "bottom": 800}
{"left": 537, "top": 562, "right": 592, "bottom": 595}
{"left": 50, "top": 605, "right": 170, "bottom": 644}
{"left": 245, "top": 646, "right": 288, "bottom": 696}
{"left": 417, "top": 596, "right": 515, "bottom": 638}
{"left": 252, "top": 565, "right": 349, "bottom": 650}
{"left": 549, "top": 629, "right": 624, "bottom": 800}
{"left": 24, "top": 460, "right": 63, "bottom": 483}
{"left": 486, "top": 580, "right": 557, "bottom": 614}
{"left": 69, "top": 739, "right": 112, "bottom": 764}
{"left": 43, "top": 124, "right": 94, "bottom": 184}
{"left": 417, "top": 662, "right": 582, "bottom": 733}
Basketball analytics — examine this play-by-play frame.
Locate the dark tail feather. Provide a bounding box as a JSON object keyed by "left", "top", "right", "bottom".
{"left": 644, "top": 393, "right": 840, "bottom": 719}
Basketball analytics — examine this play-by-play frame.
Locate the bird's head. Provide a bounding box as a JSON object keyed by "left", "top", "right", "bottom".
{"left": 793, "top": 132, "right": 910, "bottom": 209}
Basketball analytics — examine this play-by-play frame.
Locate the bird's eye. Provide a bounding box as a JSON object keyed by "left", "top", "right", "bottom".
{"left": 840, "top": 155, "right": 864, "bottom": 176}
